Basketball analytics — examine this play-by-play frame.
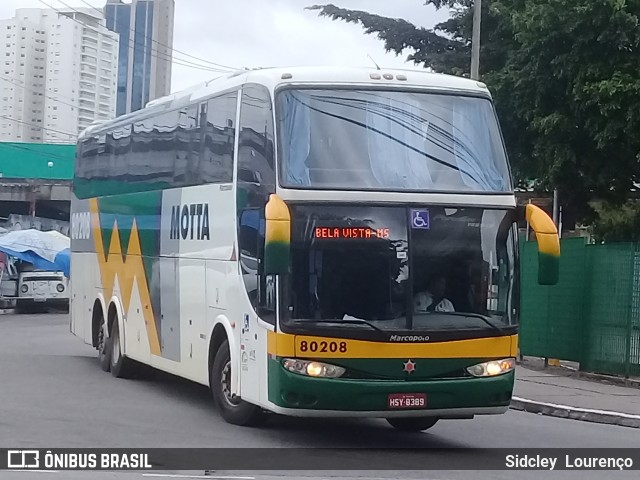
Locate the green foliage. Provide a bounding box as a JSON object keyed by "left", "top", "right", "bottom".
{"left": 499, "top": 0, "right": 640, "bottom": 219}
{"left": 308, "top": 0, "right": 640, "bottom": 224}
{"left": 591, "top": 200, "right": 640, "bottom": 243}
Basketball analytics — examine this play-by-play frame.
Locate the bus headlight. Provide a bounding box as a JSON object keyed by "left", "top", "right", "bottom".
{"left": 20, "top": 284, "right": 28, "bottom": 293}
{"left": 282, "top": 359, "right": 346, "bottom": 378}
{"left": 466, "top": 358, "right": 515, "bottom": 377}
{"left": 56, "top": 283, "right": 65, "bottom": 293}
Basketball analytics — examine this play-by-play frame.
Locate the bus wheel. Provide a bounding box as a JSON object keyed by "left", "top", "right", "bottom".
{"left": 211, "top": 339, "right": 266, "bottom": 427}
{"left": 386, "top": 417, "right": 439, "bottom": 432}
{"left": 97, "top": 319, "right": 111, "bottom": 372}
{"left": 109, "top": 319, "right": 136, "bottom": 379}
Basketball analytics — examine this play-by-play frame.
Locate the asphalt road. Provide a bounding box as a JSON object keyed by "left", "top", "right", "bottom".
{"left": 0, "top": 313, "right": 638, "bottom": 480}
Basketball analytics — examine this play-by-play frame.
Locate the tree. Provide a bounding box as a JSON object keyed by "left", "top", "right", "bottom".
{"left": 308, "top": 1, "right": 640, "bottom": 226}
{"left": 306, "top": 1, "right": 501, "bottom": 76}
{"left": 591, "top": 200, "right": 640, "bottom": 243}
{"left": 498, "top": 0, "right": 640, "bottom": 222}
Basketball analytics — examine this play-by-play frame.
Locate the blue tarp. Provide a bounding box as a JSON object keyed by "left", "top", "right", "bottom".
{"left": 0, "top": 229, "right": 70, "bottom": 277}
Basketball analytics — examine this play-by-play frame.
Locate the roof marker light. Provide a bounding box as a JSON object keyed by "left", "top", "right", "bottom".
{"left": 396, "top": 74, "right": 408, "bottom": 81}
{"left": 370, "top": 73, "right": 381, "bottom": 80}
{"left": 281, "top": 73, "right": 293, "bottom": 79}
{"left": 383, "top": 73, "right": 394, "bottom": 80}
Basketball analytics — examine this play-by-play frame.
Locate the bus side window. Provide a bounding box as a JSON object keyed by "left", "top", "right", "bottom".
{"left": 237, "top": 84, "right": 275, "bottom": 197}
{"left": 236, "top": 84, "right": 276, "bottom": 324}
{"left": 203, "top": 92, "right": 237, "bottom": 184}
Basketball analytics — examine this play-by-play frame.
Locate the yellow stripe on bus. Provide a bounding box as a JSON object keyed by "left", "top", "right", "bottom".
{"left": 267, "top": 331, "right": 516, "bottom": 359}
{"left": 90, "top": 199, "right": 161, "bottom": 356}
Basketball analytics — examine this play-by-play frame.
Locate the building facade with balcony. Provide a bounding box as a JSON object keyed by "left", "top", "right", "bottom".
{"left": 0, "top": 8, "right": 119, "bottom": 144}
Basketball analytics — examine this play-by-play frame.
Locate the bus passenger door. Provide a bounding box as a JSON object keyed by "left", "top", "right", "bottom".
{"left": 237, "top": 208, "right": 271, "bottom": 405}
{"left": 235, "top": 83, "right": 276, "bottom": 406}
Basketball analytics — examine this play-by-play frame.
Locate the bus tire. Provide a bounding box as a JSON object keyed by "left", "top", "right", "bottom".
{"left": 97, "top": 319, "right": 111, "bottom": 372}
{"left": 386, "top": 417, "right": 439, "bottom": 432}
{"left": 211, "top": 339, "right": 266, "bottom": 427}
{"left": 109, "top": 319, "right": 137, "bottom": 379}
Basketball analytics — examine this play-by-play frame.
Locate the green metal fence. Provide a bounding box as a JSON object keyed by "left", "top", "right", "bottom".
{"left": 520, "top": 238, "right": 640, "bottom": 377}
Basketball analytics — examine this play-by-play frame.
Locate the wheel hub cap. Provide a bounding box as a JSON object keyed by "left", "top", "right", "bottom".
{"left": 220, "top": 360, "right": 240, "bottom": 406}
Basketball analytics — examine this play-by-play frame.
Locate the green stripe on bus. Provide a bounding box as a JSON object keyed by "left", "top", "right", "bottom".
{"left": 96, "top": 190, "right": 162, "bottom": 285}
{"left": 264, "top": 241, "right": 290, "bottom": 274}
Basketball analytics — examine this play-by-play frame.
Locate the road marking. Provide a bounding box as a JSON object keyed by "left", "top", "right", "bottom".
{"left": 6, "top": 471, "right": 60, "bottom": 473}
{"left": 142, "top": 475, "right": 255, "bottom": 480}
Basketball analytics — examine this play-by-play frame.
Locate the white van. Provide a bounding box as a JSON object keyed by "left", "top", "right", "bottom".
{"left": 16, "top": 265, "right": 69, "bottom": 312}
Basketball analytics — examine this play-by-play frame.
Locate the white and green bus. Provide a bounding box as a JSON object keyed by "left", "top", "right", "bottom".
{"left": 70, "top": 66, "right": 559, "bottom": 431}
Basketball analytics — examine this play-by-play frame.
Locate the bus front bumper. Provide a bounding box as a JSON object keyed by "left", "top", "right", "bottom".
{"left": 267, "top": 361, "right": 514, "bottom": 417}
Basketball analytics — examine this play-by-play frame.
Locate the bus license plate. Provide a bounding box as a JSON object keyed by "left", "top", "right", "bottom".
{"left": 388, "top": 393, "right": 427, "bottom": 409}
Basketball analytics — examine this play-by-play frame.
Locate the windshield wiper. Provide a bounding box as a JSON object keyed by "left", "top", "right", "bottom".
{"left": 293, "top": 319, "right": 387, "bottom": 335}
{"left": 425, "top": 312, "right": 505, "bottom": 332}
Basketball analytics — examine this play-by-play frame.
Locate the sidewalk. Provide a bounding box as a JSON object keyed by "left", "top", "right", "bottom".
{"left": 511, "top": 359, "right": 640, "bottom": 428}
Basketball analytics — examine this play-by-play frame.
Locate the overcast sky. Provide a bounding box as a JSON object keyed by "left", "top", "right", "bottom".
{"left": 0, "top": 0, "right": 450, "bottom": 93}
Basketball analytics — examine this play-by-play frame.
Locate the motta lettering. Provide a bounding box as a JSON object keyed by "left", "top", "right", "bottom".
{"left": 170, "top": 203, "right": 210, "bottom": 240}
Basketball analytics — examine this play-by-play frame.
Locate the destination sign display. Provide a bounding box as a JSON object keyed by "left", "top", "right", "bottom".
{"left": 313, "top": 227, "right": 390, "bottom": 239}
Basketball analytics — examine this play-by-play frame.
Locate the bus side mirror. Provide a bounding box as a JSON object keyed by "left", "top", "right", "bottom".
{"left": 264, "top": 194, "right": 290, "bottom": 275}
{"left": 517, "top": 204, "right": 560, "bottom": 285}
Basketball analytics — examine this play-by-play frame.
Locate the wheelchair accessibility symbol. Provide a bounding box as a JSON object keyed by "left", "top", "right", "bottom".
{"left": 411, "top": 209, "right": 430, "bottom": 229}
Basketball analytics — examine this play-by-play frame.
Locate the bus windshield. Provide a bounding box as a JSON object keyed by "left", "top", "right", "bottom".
{"left": 277, "top": 88, "right": 511, "bottom": 193}
{"left": 280, "top": 206, "right": 517, "bottom": 335}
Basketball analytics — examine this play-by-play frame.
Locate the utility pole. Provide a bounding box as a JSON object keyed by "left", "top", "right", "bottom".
{"left": 470, "top": 0, "right": 482, "bottom": 80}
{"left": 546, "top": 186, "right": 561, "bottom": 368}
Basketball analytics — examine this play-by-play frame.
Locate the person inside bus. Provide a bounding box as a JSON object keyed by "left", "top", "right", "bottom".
{"left": 414, "top": 274, "right": 455, "bottom": 313}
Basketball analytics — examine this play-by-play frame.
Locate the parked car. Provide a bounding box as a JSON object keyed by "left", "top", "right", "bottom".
{"left": 15, "top": 262, "right": 69, "bottom": 312}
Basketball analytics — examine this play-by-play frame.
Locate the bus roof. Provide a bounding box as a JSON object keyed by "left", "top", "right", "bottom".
{"left": 79, "top": 66, "right": 490, "bottom": 139}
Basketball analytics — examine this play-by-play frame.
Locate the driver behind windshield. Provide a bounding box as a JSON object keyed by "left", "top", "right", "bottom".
{"left": 414, "top": 274, "right": 455, "bottom": 313}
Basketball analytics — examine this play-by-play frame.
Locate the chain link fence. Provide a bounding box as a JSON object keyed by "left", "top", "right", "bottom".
{"left": 520, "top": 237, "right": 640, "bottom": 377}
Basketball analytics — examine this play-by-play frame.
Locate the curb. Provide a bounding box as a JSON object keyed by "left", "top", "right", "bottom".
{"left": 510, "top": 396, "right": 640, "bottom": 429}
{"left": 561, "top": 366, "right": 640, "bottom": 389}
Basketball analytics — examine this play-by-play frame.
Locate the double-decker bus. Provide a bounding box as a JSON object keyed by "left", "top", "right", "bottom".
{"left": 70, "top": 67, "right": 559, "bottom": 431}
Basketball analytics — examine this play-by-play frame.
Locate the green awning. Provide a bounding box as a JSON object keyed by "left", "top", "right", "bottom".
{"left": 0, "top": 142, "right": 75, "bottom": 180}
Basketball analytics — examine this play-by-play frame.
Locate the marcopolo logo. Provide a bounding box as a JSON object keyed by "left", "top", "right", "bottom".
{"left": 170, "top": 203, "right": 210, "bottom": 240}
{"left": 71, "top": 212, "right": 91, "bottom": 240}
{"left": 389, "top": 334, "right": 430, "bottom": 342}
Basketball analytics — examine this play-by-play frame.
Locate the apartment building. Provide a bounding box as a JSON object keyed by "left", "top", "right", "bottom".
{"left": 0, "top": 7, "right": 119, "bottom": 144}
